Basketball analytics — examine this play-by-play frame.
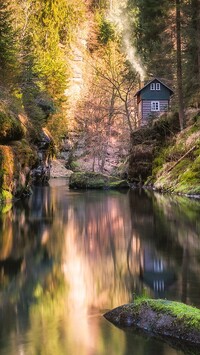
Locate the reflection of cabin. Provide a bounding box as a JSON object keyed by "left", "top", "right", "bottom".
{"left": 140, "top": 248, "right": 176, "bottom": 297}
{"left": 134, "top": 78, "right": 174, "bottom": 126}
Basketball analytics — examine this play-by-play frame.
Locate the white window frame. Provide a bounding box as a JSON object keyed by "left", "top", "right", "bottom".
{"left": 156, "top": 83, "right": 160, "bottom": 90}
{"left": 151, "top": 101, "right": 160, "bottom": 111}
{"left": 150, "top": 83, "right": 155, "bottom": 90}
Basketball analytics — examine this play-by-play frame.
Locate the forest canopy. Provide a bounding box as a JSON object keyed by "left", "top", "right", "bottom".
{"left": 0, "top": 0, "right": 199, "bottom": 145}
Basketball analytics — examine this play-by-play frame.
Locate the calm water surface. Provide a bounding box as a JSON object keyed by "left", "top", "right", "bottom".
{"left": 0, "top": 179, "right": 200, "bottom": 355}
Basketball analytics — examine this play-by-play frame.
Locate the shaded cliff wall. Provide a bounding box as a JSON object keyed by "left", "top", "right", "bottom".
{"left": 0, "top": 101, "right": 56, "bottom": 201}
{"left": 0, "top": 105, "right": 38, "bottom": 200}
{"left": 128, "top": 114, "right": 180, "bottom": 183}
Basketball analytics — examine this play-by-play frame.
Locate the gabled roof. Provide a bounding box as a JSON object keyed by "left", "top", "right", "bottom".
{"left": 134, "top": 77, "right": 174, "bottom": 97}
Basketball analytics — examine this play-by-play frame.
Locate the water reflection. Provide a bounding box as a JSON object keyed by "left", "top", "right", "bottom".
{"left": 0, "top": 181, "right": 200, "bottom": 354}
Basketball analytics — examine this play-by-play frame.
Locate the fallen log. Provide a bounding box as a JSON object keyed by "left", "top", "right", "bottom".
{"left": 104, "top": 299, "right": 200, "bottom": 349}
{"left": 166, "top": 145, "right": 196, "bottom": 173}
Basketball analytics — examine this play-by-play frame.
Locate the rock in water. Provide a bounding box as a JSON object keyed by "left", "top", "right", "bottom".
{"left": 69, "top": 171, "right": 129, "bottom": 190}
{"left": 104, "top": 299, "right": 200, "bottom": 349}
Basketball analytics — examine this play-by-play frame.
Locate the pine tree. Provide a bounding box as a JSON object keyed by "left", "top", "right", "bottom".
{"left": 183, "top": 0, "right": 200, "bottom": 106}
{"left": 0, "top": 0, "right": 18, "bottom": 84}
{"left": 176, "top": 0, "right": 185, "bottom": 130}
{"left": 128, "top": 0, "right": 175, "bottom": 79}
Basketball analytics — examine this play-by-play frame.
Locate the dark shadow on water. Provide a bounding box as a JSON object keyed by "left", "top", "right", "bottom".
{"left": 119, "top": 325, "right": 200, "bottom": 355}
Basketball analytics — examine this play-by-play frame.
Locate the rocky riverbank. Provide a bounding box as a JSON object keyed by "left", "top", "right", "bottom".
{"left": 0, "top": 104, "right": 53, "bottom": 201}
{"left": 128, "top": 111, "right": 200, "bottom": 196}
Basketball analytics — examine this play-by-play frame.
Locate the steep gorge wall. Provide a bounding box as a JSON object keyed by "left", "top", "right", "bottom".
{"left": 128, "top": 117, "right": 179, "bottom": 184}
{"left": 128, "top": 114, "right": 180, "bottom": 183}
{"left": 0, "top": 107, "right": 37, "bottom": 200}
{"left": 0, "top": 104, "right": 54, "bottom": 201}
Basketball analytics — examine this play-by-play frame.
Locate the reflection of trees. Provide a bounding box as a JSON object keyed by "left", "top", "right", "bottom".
{"left": 0, "top": 184, "right": 67, "bottom": 346}
{"left": 0, "top": 186, "right": 134, "bottom": 355}
{"left": 0, "top": 183, "right": 200, "bottom": 354}
{"left": 129, "top": 190, "right": 200, "bottom": 305}
{"left": 63, "top": 190, "right": 136, "bottom": 308}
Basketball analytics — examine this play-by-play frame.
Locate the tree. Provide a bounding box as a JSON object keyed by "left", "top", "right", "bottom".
{"left": 11, "top": 0, "right": 86, "bottom": 143}
{"left": 128, "top": 0, "right": 199, "bottom": 129}
{"left": 73, "top": 40, "right": 139, "bottom": 173}
{"left": 175, "top": 0, "right": 185, "bottom": 130}
{"left": 75, "top": 82, "right": 117, "bottom": 172}
{"left": 0, "top": 0, "right": 18, "bottom": 85}
{"left": 94, "top": 43, "right": 139, "bottom": 132}
{"left": 128, "top": 0, "right": 175, "bottom": 80}
{"left": 183, "top": 0, "right": 200, "bottom": 106}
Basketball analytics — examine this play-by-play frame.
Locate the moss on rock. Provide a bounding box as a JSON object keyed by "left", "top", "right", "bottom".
{"left": 152, "top": 129, "right": 200, "bottom": 195}
{"left": 104, "top": 298, "right": 200, "bottom": 349}
{"left": 128, "top": 113, "right": 180, "bottom": 183}
{"left": 0, "top": 140, "right": 37, "bottom": 200}
{"left": 0, "top": 107, "right": 24, "bottom": 143}
{"left": 69, "top": 172, "right": 129, "bottom": 189}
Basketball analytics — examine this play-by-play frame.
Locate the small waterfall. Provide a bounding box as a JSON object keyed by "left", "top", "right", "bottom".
{"left": 107, "top": 0, "right": 145, "bottom": 80}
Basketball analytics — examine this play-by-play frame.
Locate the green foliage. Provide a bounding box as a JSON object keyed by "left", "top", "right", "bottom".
{"left": 0, "top": 110, "right": 24, "bottom": 143}
{"left": 69, "top": 171, "right": 128, "bottom": 189}
{"left": 98, "top": 18, "right": 115, "bottom": 44}
{"left": 90, "top": 0, "right": 109, "bottom": 11}
{"left": 0, "top": 190, "right": 12, "bottom": 201}
{"left": 127, "top": 0, "right": 200, "bottom": 106}
{"left": 152, "top": 155, "right": 166, "bottom": 177}
{"left": 46, "top": 110, "right": 68, "bottom": 148}
{"left": 12, "top": 0, "right": 86, "bottom": 143}
{"left": 12, "top": 139, "right": 37, "bottom": 168}
{"left": 150, "top": 109, "right": 200, "bottom": 194}
{"left": 0, "top": 0, "right": 19, "bottom": 84}
{"left": 68, "top": 160, "right": 80, "bottom": 171}
{"left": 0, "top": 202, "right": 12, "bottom": 214}
{"left": 182, "top": 0, "right": 200, "bottom": 106}
{"left": 128, "top": 0, "right": 174, "bottom": 78}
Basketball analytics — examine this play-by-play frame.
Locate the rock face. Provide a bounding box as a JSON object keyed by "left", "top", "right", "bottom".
{"left": 50, "top": 159, "right": 73, "bottom": 178}
{"left": 69, "top": 172, "right": 129, "bottom": 189}
{"left": 31, "top": 129, "right": 53, "bottom": 185}
{"left": 128, "top": 114, "right": 180, "bottom": 183}
{"left": 0, "top": 106, "right": 54, "bottom": 200}
{"left": 0, "top": 141, "right": 37, "bottom": 200}
{"left": 104, "top": 299, "right": 200, "bottom": 350}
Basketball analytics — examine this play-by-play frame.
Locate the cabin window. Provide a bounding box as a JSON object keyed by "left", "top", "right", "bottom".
{"left": 156, "top": 83, "right": 160, "bottom": 90}
{"left": 150, "top": 83, "right": 155, "bottom": 90}
{"left": 151, "top": 101, "right": 160, "bottom": 111}
{"left": 154, "top": 259, "right": 164, "bottom": 272}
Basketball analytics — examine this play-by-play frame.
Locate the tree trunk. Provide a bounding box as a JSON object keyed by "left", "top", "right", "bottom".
{"left": 100, "top": 89, "right": 115, "bottom": 172}
{"left": 191, "top": 0, "right": 200, "bottom": 101}
{"left": 198, "top": 7, "right": 200, "bottom": 91}
{"left": 176, "top": 0, "right": 185, "bottom": 130}
{"left": 125, "top": 100, "right": 133, "bottom": 133}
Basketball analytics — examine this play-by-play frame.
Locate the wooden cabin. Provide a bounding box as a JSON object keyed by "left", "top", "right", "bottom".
{"left": 134, "top": 78, "right": 174, "bottom": 126}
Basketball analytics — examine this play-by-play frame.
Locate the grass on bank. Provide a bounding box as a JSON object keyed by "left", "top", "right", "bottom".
{"left": 151, "top": 114, "right": 200, "bottom": 194}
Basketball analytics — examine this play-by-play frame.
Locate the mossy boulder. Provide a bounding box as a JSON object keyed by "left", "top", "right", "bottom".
{"left": 69, "top": 172, "right": 129, "bottom": 189}
{"left": 104, "top": 298, "right": 200, "bottom": 350}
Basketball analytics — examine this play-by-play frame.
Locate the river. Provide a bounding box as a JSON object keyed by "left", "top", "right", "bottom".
{"left": 0, "top": 179, "right": 200, "bottom": 355}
